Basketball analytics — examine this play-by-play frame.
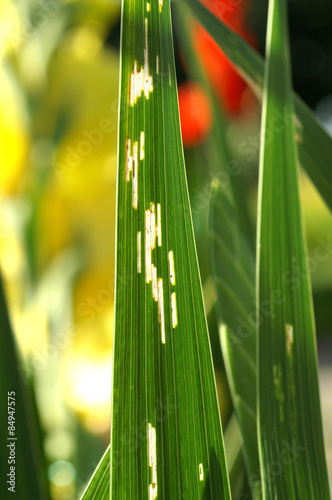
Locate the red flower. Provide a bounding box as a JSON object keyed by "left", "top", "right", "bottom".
{"left": 178, "top": 82, "right": 213, "bottom": 147}
{"left": 178, "top": 0, "right": 257, "bottom": 146}
{"left": 194, "top": 0, "right": 258, "bottom": 116}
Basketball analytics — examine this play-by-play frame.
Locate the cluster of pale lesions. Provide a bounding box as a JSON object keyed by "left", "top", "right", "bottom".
{"left": 128, "top": 0, "right": 173, "bottom": 108}
{"left": 146, "top": 0, "right": 164, "bottom": 15}
{"left": 125, "top": 123, "right": 178, "bottom": 336}
{"left": 147, "top": 404, "right": 204, "bottom": 500}
{"left": 127, "top": 140, "right": 179, "bottom": 499}
{"left": 123, "top": 2, "right": 205, "bottom": 497}
{"left": 125, "top": 128, "right": 204, "bottom": 497}
{"left": 129, "top": 15, "right": 156, "bottom": 108}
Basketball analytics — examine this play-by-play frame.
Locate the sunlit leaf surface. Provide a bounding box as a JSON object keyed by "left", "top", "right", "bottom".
{"left": 257, "top": 0, "right": 330, "bottom": 497}
{"left": 109, "top": 0, "right": 231, "bottom": 498}
{"left": 80, "top": 446, "right": 110, "bottom": 500}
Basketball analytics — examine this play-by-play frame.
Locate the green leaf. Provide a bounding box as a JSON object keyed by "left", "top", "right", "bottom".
{"left": 174, "top": 6, "right": 260, "bottom": 495}
{"left": 209, "top": 182, "right": 261, "bottom": 498}
{"left": 223, "top": 413, "right": 247, "bottom": 498}
{"left": 256, "top": 0, "right": 330, "bottom": 498}
{"left": 109, "top": 0, "right": 231, "bottom": 498}
{"left": 184, "top": 0, "right": 332, "bottom": 213}
{"left": 173, "top": 2, "right": 255, "bottom": 251}
{"left": 0, "top": 272, "right": 50, "bottom": 499}
{"left": 80, "top": 446, "right": 110, "bottom": 500}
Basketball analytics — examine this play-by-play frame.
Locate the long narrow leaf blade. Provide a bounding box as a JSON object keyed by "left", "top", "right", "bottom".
{"left": 257, "top": 0, "right": 330, "bottom": 498}
{"left": 173, "top": 3, "right": 255, "bottom": 250}
{"left": 209, "top": 183, "right": 260, "bottom": 498}
{"left": 80, "top": 446, "right": 110, "bottom": 500}
{"left": 175, "top": 7, "right": 259, "bottom": 495}
{"left": 111, "top": 0, "right": 231, "bottom": 498}
{"left": 0, "top": 272, "right": 49, "bottom": 499}
{"left": 184, "top": 0, "right": 332, "bottom": 213}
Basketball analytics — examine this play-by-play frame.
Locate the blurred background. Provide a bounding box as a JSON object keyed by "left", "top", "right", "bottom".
{"left": 0, "top": 0, "right": 331, "bottom": 498}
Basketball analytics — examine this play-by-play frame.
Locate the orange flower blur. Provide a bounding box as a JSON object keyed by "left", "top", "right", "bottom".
{"left": 178, "top": 0, "right": 258, "bottom": 147}
{"left": 178, "top": 82, "right": 213, "bottom": 146}
{"left": 196, "top": 0, "right": 257, "bottom": 115}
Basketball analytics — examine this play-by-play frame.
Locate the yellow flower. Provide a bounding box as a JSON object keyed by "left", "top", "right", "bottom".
{"left": 0, "top": 65, "right": 29, "bottom": 195}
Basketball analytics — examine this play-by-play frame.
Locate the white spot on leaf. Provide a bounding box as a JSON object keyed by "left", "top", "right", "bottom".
{"left": 199, "top": 463, "right": 204, "bottom": 481}
{"left": 145, "top": 210, "right": 152, "bottom": 283}
{"left": 129, "top": 20, "right": 153, "bottom": 105}
{"left": 125, "top": 138, "right": 132, "bottom": 181}
{"left": 158, "top": 279, "right": 165, "bottom": 344}
{"left": 171, "top": 292, "right": 177, "bottom": 328}
{"left": 152, "top": 264, "right": 158, "bottom": 301}
{"left": 156, "top": 204, "right": 162, "bottom": 246}
{"left": 286, "top": 323, "right": 293, "bottom": 355}
{"left": 130, "top": 72, "right": 134, "bottom": 106}
{"left": 132, "top": 141, "right": 138, "bottom": 209}
{"left": 148, "top": 423, "right": 157, "bottom": 499}
{"left": 168, "top": 250, "right": 175, "bottom": 286}
{"left": 150, "top": 203, "right": 156, "bottom": 249}
{"left": 140, "top": 131, "right": 145, "bottom": 160}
